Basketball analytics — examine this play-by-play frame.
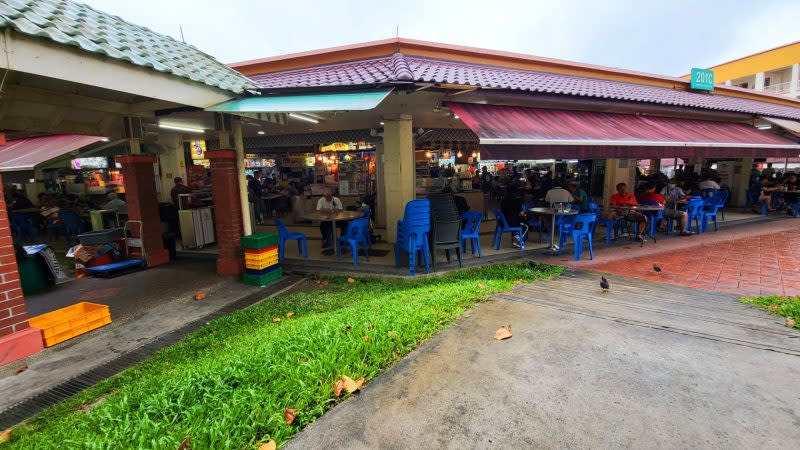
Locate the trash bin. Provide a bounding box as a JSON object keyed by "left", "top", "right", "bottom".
{"left": 17, "top": 249, "right": 52, "bottom": 294}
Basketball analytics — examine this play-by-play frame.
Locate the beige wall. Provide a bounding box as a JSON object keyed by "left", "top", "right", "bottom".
{"left": 155, "top": 133, "right": 187, "bottom": 204}
{"left": 381, "top": 115, "right": 416, "bottom": 243}
{"left": 602, "top": 158, "right": 636, "bottom": 207}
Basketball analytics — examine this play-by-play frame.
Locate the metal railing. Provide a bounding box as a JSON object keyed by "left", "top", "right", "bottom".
{"left": 763, "top": 81, "right": 792, "bottom": 95}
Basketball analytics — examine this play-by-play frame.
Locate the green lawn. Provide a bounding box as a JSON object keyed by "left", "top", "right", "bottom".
{"left": 741, "top": 295, "right": 800, "bottom": 330}
{"left": 3, "top": 262, "right": 562, "bottom": 449}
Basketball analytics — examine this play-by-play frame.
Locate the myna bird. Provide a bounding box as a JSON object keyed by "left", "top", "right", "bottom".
{"left": 600, "top": 276, "right": 610, "bottom": 293}
{"left": 653, "top": 264, "right": 662, "bottom": 274}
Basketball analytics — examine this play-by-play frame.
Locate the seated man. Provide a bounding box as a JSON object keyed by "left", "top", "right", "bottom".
{"left": 784, "top": 173, "right": 800, "bottom": 192}
{"left": 609, "top": 182, "right": 646, "bottom": 234}
{"left": 102, "top": 192, "right": 127, "bottom": 213}
{"left": 544, "top": 182, "right": 574, "bottom": 206}
{"left": 316, "top": 188, "right": 345, "bottom": 249}
{"left": 748, "top": 175, "right": 781, "bottom": 212}
{"left": 698, "top": 174, "right": 721, "bottom": 191}
{"left": 638, "top": 183, "right": 692, "bottom": 236}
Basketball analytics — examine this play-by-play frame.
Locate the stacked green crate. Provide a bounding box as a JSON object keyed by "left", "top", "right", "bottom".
{"left": 240, "top": 232, "right": 282, "bottom": 286}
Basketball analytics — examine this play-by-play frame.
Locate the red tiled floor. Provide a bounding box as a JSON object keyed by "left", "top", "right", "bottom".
{"left": 566, "top": 220, "right": 800, "bottom": 296}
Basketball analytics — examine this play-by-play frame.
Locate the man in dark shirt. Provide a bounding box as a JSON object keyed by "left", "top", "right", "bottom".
{"left": 170, "top": 177, "right": 192, "bottom": 209}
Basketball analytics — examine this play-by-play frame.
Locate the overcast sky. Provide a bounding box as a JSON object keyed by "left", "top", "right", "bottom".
{"left": 83, "top": 0, "right": 799, "bottom": 76}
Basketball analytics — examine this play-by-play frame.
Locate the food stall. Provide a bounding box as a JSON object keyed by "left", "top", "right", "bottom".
{"left": 63, "top": 156, "right": 125, "bottom": 196}
{"left": 415, "top": 148, "right": 484, "bottom": 213}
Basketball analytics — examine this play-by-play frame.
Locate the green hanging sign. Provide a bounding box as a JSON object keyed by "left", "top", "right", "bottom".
{"left": 690, "top": 68, "right": 715, "bottom": 91}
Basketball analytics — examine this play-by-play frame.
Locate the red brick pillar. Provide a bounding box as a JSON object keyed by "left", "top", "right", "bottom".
{"left": 208, "top": 150, "right": 244, "bottom": 275}
{"left": 117, "top": 155, "right": 169, "bottom": 267}
{"left": 0, "top": 175, "right": 43, "bottom": 365}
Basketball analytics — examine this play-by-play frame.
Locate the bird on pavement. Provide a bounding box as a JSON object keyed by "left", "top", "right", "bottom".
{"left": 653, "top": 264, "right": 662, "bottom": 274}
{"left": 600, "top": 276, "right": 610, "bottom": 293}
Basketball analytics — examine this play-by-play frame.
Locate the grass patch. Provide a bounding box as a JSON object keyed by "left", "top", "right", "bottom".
{"left": 741, "top": 295, "right": 800, "bottom": 329}
{"left": 3, "top": 262, "right": 562, "bottom": 449}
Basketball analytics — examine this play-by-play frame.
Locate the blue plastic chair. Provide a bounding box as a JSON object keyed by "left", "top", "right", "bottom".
{"left": 395, "top": 200, "right": 431, "bottom": 276}
{"left": 460, "top": 211, "right": 483, "bottom": 257}
{"left": 639, "top": 200, "right": 664, "bottom": 238}
{"left": 493, "top": 210, "right": 523, "bottom": 254}
{"left": 588, "top": 202, "right": 622, "bottom": 245}
{"left": 701, "top": 188, "right": 716, "bottom": 198}
{"left": 521, "top": 202, "right": 543, "bottom": 244}
{"left": 275, "top": 219, "right": 308, "bottom": 261}
{"left": 555, "top": 213, "right": 580, "bottom": 255}
{"left": 60, "top": 210, "right": 85, "bottom": 241}
{"left": 744, "top": 190, "right": 767, "bottom": 215}
{"left": 700, "top": 195, "right": 725, "bottom": 232}
{"left": 9, "top": 212, "right": 35, "bottom": 243}
{"left": 685, "top": 199, "right": 704, "bottom": 233}
{"left": 337, "top": 218, "right": 370, "bottom": 265}
{"left": 571, "top": 213, "right": 597, "bottom": 261}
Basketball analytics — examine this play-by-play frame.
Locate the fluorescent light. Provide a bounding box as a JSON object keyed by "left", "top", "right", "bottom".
{"left": 257, "top": 130, "right": 265, "bottom": 135}
{"left": 380, "top": 121, "right": 385, "bottom": 125}
{"left": 100, "top": 137, "right": 110, "bottom": 142}
{"left": 453, "top": 114, "right": 460, "bottom": 119}
{"left": 158, "top": 123, "right": 205, "bottom": 133}
{"left": 756, "top": 124, "right": 772, "bottom": 130}
{"left": 288, "top": 113, "right": 319, "bottom": 124}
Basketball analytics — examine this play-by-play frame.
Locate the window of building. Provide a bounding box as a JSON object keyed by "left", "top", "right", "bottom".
{"left": 738, "top": 82, "right": 749, "bottom": 88}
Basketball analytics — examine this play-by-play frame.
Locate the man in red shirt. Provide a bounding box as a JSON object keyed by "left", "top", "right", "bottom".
{"left": 638, "top": 183, "right": 692, "bottom": 236}
{"left": 608, "top": 182, "right": 646, "bottom": 234}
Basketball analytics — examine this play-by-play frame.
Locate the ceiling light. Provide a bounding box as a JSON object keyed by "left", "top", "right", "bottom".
{"left": 158, "top": 123, "right": 205, "bottom": 133}
{"left": 288, "top": 113, "right": 319, "bottom": 124}
{"left": 380, "top": 121, "right": 385, "bottom": 125}
{"left": 257, "top": 130, "right": 265, "bottom": 135}
{"left": 453, "top": 114, "right": 460, "bottom": 119}
{"left": 425, "top": 151, "right": 432, "bottom": 158}
{"left": 457, "top": 151, "right": 463, "bottom": 158}
{"left": 100, "top": 137, "right": 110, "bottom": 142}
{"left": 472, "top": 151, "right": 477, "bottom": 157}
{"left": 756, "top": 124, "right": 772, "bottom": 130}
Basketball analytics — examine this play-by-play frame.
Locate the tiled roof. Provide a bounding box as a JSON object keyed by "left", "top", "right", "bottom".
{"left": 250, "top": 53, "right": 800, "bottom": 121}
{"left": 0, "top": 0, "right": 257, "bottom": 94}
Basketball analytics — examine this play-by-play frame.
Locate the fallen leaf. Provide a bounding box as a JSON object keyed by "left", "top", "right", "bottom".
{"left": 786, "top": 318, "right": 797, "bottom": 328}
{"left": 344, "top": 324, "right": 351, "bottom": 333}
{"left": 193, "top": 292, "right": 206, "bottom": 301}
{"left": 14, "top": 365, "right": 27, "bottom": 375}
{"left": 514, "top": 279, "right": 522, "bottom": 285}
{"left": 367, "top": 322, "right": 375, "bottom": 329}
{"left": 272, "top": 317, "right": 281, "bottom": 323}
{"left": 363, "top": 335, "right": 370, "bottom": 343}
{"left": 321, "top": 280, "right": 329, "bottom": 286}
{"left": 347, "top": 277, "right": 355, "bottom": 283}
{"left": 0, "top": 429, "right": 11, "bottom": 443}
{"left": 176, "top": 435, "right": 191, "bottom": 450}
{"left": 392, "top": 351, "right": 399, "bottom": 359}
{"left": 333, "top": 379, "right": 345, "bottom": 397}
{"left": 478, "top": 283, "right": 486, "bottom": 289}
{"left": 494, "top": 324, "right": 513, "bottom": 340}
{"left": 769, "top": 304, "right": 779, "bottom": 310}
{"left": 258, "top": 441, "right": 277, "bottom": 450}
{"left": 286, "top": 311, "right": 294, "bottom": 318}
{"left": 342, "top": 375, "right": 364, "bottom": 393}
{"left": 284, "top": 408, "right": 297, "bottom": 425}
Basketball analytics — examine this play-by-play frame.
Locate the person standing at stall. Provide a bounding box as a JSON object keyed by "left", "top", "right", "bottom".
{"left": 170, "top": 177, "right": 192, "bottom": 209}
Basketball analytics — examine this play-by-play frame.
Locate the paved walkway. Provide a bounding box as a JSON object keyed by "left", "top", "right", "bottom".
{"left": 541, "top": 217, "right": 800, "bottom": 296}
{"left": 287, "top": 271, "right": 800, "bottom": 449}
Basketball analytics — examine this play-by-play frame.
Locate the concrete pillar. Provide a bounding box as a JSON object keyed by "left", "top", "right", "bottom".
{"left": 375, "top": 142, "right": 386, "bottom": 228}
{"left": 602, "top": 158, "right": 635, "bottom": 208}
{"left": 232, "top": 120, "right": 252, "bottom": 236}
{"left": 754, "top": 72, "right": 766, "bottom": 91}
{"left": 156, "top": 133, "right": 187, "bottom": 204}
{"left": 790, "top": 63, "right": 800, "bottom": 98}
{"left": 207, "top": 150, "right": 244, "bottom": 275}
{"left": 724, "top": 80, "right": 732, "bottom": 86}
{"left": 117, "top": 155, "right": 170, "bottom": 267}
{"left": 382, "top": 114, "right": 415, "bottom": 243}
{"left": 734, "top": 158, "right": 754, "bottom": 207}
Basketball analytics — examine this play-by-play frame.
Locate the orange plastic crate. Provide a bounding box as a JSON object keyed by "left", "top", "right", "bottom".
{"left": 28, "top": 302, "right": 112, "bottom": 347}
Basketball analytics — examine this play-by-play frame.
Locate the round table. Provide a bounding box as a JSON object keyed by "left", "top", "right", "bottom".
{"left": 302, "top": 210, "right": 364, "bottom": 255}
{"left": 529, "top": 207, "right": 580, "bottom": 253}
{"left": 611, "top": 205, "right": 664, "bottom": 245}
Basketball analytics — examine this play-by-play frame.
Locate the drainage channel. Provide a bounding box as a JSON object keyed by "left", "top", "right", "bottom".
{"left": 0, "top": 275, "right": 305, "bottom": 430}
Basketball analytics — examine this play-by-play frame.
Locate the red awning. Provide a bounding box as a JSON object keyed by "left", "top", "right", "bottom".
{"left": 447, "top": 103, "right": 800, "bottom": 160}
{"left": 0, "top": 135, "right": 105, "bottom": 172}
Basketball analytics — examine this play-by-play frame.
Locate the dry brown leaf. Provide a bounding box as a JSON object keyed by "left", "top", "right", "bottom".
{"left": 478, "top": 283, "right": 486, "bottom": 289}
{"left": 333, "top": 379, "right": 345, "bottom": 397}
{"left": 284, "top": 408, "right": 297, "bottom": 425}
{"left": 286, "top": 311, "right": 294, "bottom": 318}
{"left": 272, "top": 317, "right": 281, "bottom": 323}
{"left": 193, "top": 292, "right": 206, "bottom": 301}
{"left": 176, "top": 435, "right": 191, "bottom": 450}
{"left": 14, "top": 365, "right": 27, "bottom": 375}
{"left": 392, "top": 351, "right": 399, "bottom": 359}
{"left": 769, "top": 304, "right": 779, "bottom": 310}
{"left": 321, "top": 280, "right": 329, "bottom": 286}
{"left": 363, "top": 335, "right": 370, "bottom": 343}
{"left": 514, "top": 279, "right": 522, "bottom": 285}
{"left": 0, "top": 429, "right": 11, "bottom": 443}
{"left": 258, "top": 441, "right": 277, "bottom": 450}
{"left": 786, "top": 318, "right": 797, "bottom": 328}
{"left": 344, "top": 324, "right": 351, "bottom": 333}
{"left": 347, "top": 277, "right": 355, "bottom": 283}
{"left": 494, "top": 324, "right": 513, "bottom": 340}
{"left": 342, "top": 375, "right": 365, "bottom": 393}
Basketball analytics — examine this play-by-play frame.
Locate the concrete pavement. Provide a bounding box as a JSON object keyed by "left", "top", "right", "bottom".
{"left": 287, "top": 270, "right": 800, "bottom": 449}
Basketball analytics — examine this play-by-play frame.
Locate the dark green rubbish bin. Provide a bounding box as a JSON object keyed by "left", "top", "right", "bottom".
{"left": 17, "top": 247, "right": 52, "bottom": 294}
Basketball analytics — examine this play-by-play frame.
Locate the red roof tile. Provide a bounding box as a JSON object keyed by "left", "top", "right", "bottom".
{"left": 250, "top": 53, "right": 800, "bottom": 121}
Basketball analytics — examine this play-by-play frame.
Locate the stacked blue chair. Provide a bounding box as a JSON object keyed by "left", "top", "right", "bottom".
{"left": 493, "top": 210, "right": 523, "bottom": 254}
{"left": 275, "top": 219, "right": 308, "bottom": 261}
{"left": 460, "top": 211, "right": 483, "bottom": 257}
{"left": 337, "top": 218, "right": 370, "bottom": 266}
{"left": 571, "top": 213, "right": 597, "bottom": 261}
{"left": 395, "top": 200, "right": 431, "bottom": 276}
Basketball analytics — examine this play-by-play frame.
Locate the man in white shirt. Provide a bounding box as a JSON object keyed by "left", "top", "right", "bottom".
{"left": 544, "top": 182, "right": 574, "bottom": 205}
{"left": 698, "top": 174, "right": 721, "bottom": 191}
{"left": 317, "top": 189, "right": 344, "bottom": 249}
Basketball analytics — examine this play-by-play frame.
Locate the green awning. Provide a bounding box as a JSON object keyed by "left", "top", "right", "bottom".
{"left": 205, "top": 89, "right": 393, "bottom": 113}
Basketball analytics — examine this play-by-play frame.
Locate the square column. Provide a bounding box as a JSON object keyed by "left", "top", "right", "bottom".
{"left": 754, "top": 72, "right": 766, "bottom": 91}
{"left": 790, "top": 64, "right": 799, "bottom": 98}
{"left": 207, "top": 150, "right": 244, "bottom": 275}
{"left": 117, "top": 155, "right": 170, "bottom": 267}
{"left": 381, "top": 114, "right": 416, "bottom": 243}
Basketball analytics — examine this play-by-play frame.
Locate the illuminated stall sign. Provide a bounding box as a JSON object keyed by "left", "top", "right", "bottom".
{"left": 70, "top": 157, "right": 109, "bottom": 170}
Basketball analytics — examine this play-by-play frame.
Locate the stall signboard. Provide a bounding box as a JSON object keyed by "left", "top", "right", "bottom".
{"left": 70, "top": 157, "right": 109, "bottom": 170}
{"left": 190, "top": 140, "right": 207, "bottom": 159}
{"left": 319, "top": 141, "right": 374, "bottom": 152}
{"left": 690, "top": 68, "right": 714, "bottom": 91}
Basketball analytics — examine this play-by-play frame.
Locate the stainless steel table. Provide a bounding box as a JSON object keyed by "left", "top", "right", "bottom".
{"left": 529, "top": 207, "right": 579, "bottom": 254}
